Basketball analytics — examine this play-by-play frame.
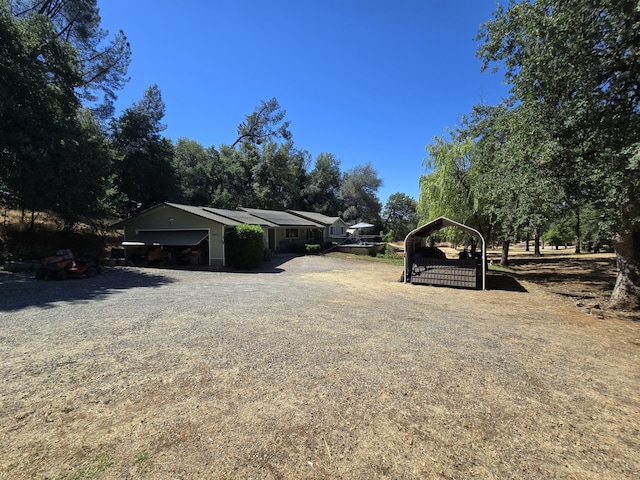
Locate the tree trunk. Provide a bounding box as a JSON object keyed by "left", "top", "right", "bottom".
{"left": 534, "top": 227, "right": 541, "bottom": 256}
{"left": 609, "top": 230, "right": 640, "bottom": 311}
{"left": 501, "top": 240, "right": 510, "bottom": 267}
{"left": 574, "top": 206, "right": 581, "bottom": 254}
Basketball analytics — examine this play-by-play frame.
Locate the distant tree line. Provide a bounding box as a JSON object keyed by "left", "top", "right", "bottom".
{"left": 0, "top": 0, "right": 419, "bottom": 241}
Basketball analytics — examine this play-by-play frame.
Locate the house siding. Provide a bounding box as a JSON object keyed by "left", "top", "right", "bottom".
{"left": 122, "top": 205, "right": 225, "bottom": 266}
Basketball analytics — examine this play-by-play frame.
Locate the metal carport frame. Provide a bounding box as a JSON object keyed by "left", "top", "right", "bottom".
{"left": 403, "top": 217, "right": 486, "bottom": 290}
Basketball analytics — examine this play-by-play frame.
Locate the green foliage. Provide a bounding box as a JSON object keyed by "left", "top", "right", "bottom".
{"left": 110, "top": 86, "right": 179, "bottom": 215}
{"left": 382, "top": 192, "right": 418, "bottom": 241}
{"left": 173, "top": 138, "right": 211, "bottom": 205}
{"left": 476, "top": 0, "right": 640, "bottom": 305}
{"left": 544, "top": 225, "right": 572, "bottom": 249}
{"left": 305, "top": 244, "right": 321, "bottom": 255}
{"left": 53, "top": 109, "right": 115, "bottom": 231}
{"left": 251, "top": 141, "right": 309, "bottom": 210}
{"left": 0, "top": 4, "right": 81, "bottom": 215}
{"left": 232, "top": 97, "right": 291, "bottom": 147}
{"left": 1, "top": 1, "right": 125, "bottom": 229}
{"left": 379, "top": 243, "right": 401, "bottom": 258}
{"left": 477, "top": 0, "right": 640, "bottom": 232}
{"left": 304, "top": 152, "right": 342, "bottom": 215}
{"left": 580, "top": 205, "right": 614, "bottom": 252}
{"left": 419, "top": 132, "right": 477, "bottom": 226}
{"left": 341, "top": 162, "right": 383, "bottom": 225}
{"left": 224, "top": 224, "right": 264, "bottom": 268}
{"left": 12, "top": 0, "right": 132, "bottom": 116}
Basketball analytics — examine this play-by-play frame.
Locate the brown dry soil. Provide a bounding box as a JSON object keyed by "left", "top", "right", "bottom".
{"left": 0, "top": 249, "right": 639, "bottom": 479}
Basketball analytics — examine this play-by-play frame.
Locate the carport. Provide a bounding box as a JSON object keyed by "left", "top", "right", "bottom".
{"left": 122, "top": 230, "right": 209, "bottom": 247}
{"left": 404, "top": 217, "right": 486, "bottom": 290}
{"left": 121, "top": 229, "right": 211, "bottom": 266}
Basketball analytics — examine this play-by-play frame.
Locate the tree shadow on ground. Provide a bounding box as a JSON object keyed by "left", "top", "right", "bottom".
{"left": 486, "top": 272, "right": 528, "bottom": 292}
{"left": 0, "top": 268, "right": 175, "bottom": 312}
{"left": 505, "top": 255, "right": 617, "bottom": 293}
{"left": 223, "top": 253, "right": 298, "bottom": 274}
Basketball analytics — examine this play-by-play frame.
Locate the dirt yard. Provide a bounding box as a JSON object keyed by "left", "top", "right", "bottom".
{"left": 0, "top": 251, "right": 638, "bottom": 479}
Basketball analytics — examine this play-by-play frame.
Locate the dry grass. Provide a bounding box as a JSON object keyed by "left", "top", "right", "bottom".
{"left": 1, "top": 246, "right": 639, "bottom": 479}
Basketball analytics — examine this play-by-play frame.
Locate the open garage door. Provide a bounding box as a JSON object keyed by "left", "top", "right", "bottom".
{"left": 122, "top": 230, "right": 208, "bottom": 246}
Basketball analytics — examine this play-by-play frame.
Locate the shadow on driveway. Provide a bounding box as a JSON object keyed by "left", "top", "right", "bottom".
{"left": 230, "top": 253, "right": 298, "bottom": 274}
{"left": 0, "top": 268, "right": 175, "bottom": 312}
{"left": 486, "top": 272, "right": 528, "bottom": 292}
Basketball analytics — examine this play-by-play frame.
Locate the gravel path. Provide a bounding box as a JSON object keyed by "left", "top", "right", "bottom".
{"left": 1, "top": 255, "right": 639, "bottom": 479}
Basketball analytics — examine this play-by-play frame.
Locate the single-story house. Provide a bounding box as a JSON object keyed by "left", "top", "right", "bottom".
{"left": 110, "top": 203, "right": 343, "bottom": 267}
{"left": 287, "top": 210, "right": 348, "bottom": 242}
{"left": 110, "top": 203, "right": 274, "bottom": 267}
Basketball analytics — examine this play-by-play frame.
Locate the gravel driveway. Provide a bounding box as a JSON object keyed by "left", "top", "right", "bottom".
{"left": 1, "top": 254, "right": 639, "bottom": 479}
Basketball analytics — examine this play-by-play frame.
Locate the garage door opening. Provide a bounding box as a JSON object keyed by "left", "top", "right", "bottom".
{"left": 122, "top": 230, "right": 210, "bottom": 266}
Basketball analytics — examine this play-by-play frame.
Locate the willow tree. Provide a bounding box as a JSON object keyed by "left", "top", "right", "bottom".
{"left": 478, "top": 0, "right": 640, "bottom": 310}
{"left": 419, "top": 133, "right": 485, "bottom": 231}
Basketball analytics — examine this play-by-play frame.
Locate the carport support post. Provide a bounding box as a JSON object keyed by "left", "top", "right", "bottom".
{"left": 481, "top": 236, "right": 486, "bottom": 291}
{"left": 220, "top": 224, "right": 225, "bottom": 267}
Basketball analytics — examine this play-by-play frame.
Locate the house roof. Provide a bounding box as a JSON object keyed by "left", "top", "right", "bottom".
{"left": 239, "top": 208, "right": 324, "bottom": 227}
{"left": 111, "top": 203, "right": 332, "bottom": 230}
{"left": 287, "top": 210, "right": 344, "bottom": 226}
{"left": 164, "top": 203, "right": 246, "bottom": 225}
{"left": 110, "top": 203, "right": 266, "bottom": 229}
{"left": 201, "top": 207, "right": 277, "bottom": 227}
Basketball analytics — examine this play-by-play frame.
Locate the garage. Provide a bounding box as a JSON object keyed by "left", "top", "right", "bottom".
{"left": 110, "top": 203, "right": 233, "bottom": 266}
{"left": 122, "top": 230, "right": 210, "bottom": 266}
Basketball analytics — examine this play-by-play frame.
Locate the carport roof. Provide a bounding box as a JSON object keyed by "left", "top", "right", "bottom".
{"left": 403, "top": 216, "right": 487, "bottom": 290}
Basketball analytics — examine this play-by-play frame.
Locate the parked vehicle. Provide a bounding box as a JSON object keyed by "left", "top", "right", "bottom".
{"left": 35, "top": 249, "right": 100, "bottom": 280}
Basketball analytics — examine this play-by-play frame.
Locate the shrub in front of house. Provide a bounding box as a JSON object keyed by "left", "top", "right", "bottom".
{"left": 305, "top": 244, "right": 321, "bottom": 255}
{"left": 225, "top": 224, "right": 264, "bottom": 268}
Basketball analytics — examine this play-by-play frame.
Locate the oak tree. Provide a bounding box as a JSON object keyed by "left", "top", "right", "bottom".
{"left": 478, "top": 0, "right": 640, "bottom": 309}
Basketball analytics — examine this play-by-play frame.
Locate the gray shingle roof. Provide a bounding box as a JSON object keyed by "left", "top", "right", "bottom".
{"left": 287, "top": 210, "right": 342, "bottom": 226}
{"left": 111, "top": 203, "right": 327, "bottom": 229}
{"left": 240, "top": 208, "right": 324, "bottom": 227}
{"left": 202, "top": 207, "right": 277, "bottom": 227}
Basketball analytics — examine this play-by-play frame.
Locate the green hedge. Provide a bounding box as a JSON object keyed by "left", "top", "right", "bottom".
{"left": 225, "top": 224, "right": 264, "bottom": 269}
{"left": 305, "top": 244, "right": 321, "bottom": 255}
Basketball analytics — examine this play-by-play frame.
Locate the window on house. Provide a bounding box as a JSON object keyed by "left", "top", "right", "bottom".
{"left": 285, "top": 228, "right": 299, "bottom": 238}
{"left": 330, "top": 226, "right": 335, "bottom": 235}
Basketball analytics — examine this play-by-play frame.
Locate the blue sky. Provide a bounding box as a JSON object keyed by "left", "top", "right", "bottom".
{"left": 98, "top": 1, "right": 509, "bottom": 205}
